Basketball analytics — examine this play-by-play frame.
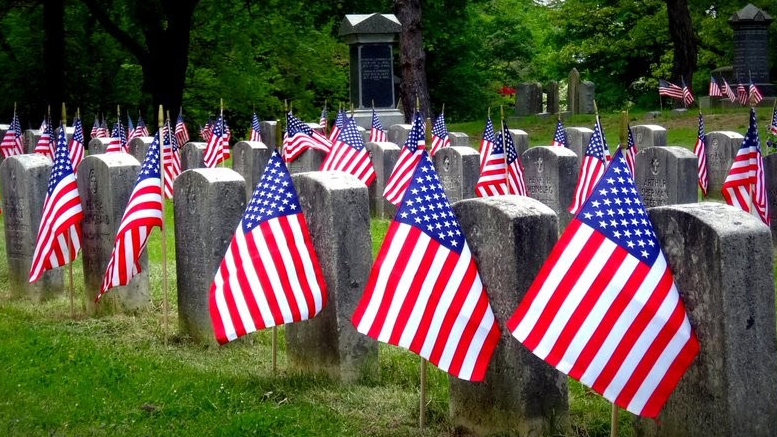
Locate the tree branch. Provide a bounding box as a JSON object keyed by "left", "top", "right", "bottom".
{"left": 79, "top": 0, "right": 150, "bottom": 65}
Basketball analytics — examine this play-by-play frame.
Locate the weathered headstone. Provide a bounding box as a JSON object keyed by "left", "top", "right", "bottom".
{"left": 637, "top": 203, "right": 777, "bottom": 437}
{"left": 433, "top": 146, "right": 480, "bottom": 204}
{"left": 545, "top": 80, "right": 560, "bottom": 115}
{"left": 286, "top": 172, "right": 378, "bottom": 382}
{"left": 259, "top": 120, "right": 277, "bottom": 150}
{"left": 231, "top": 141, "right": 272, "bottom": 202}
{"left": 174, "top": 168, "right": 246, "bottom": 344}
{"left": 632, "top": 125, "right": 667, "bottom": 149}
{"left": 762, "top": 153, "right": 777, "bottom": 243}
{"left": 565, "top": 127, "right": 593, "bottom": 168}
{"left": 704, "top": 131, "right": 743, "bottom": 198}
{"left": 388, "top": 123, "right": 411, "bottom": 147}
{"left": 450, "top": 196, "right": 568, "bottom": 436}
{"left": 366, "top": 141, "right": 400, "bottom": 218}
{"left": 87, "top": 138, "right": 112, "bottom": 155}
{"left": 515, "top": 83, "right": 534, "bottom": 116}
{"left": 287, "top": 148, "right": 327, "bottom": 175}
{"left": 635, "top": 146, "right": 698, "bottom": 207}
{"left": 128, "top": 136, "right": 153, "bottom": 164}
{"left": 0, "top": 154, "right": 63, "bottom": 301}
{"left": 448, "top": 132, "right": 471, "bottom": 149}
{"left": 508, "top": 129, "right": 530, "bottom": 158}
{"left": 578, "top": 81, "right": 595, "bottom": 114}
{"left": 522, "top": 146, "right": 579, "bottom": 229}
{"left": 23, "top": 129, "right": 41, "bottom": 153}
{"left": 181, "top": 142, "right": 207, "bottom": 170}
{"left": 357, "top": 125, "right": 371, "bottom": 144}
{"left": 729, "top": 4, "right": 774, "bottom": 96}
{"left": 568, "top": 68, "right": 581, "bottom": 114}
{"left": 77, "top": 154, "right": 150, "bottom": 314}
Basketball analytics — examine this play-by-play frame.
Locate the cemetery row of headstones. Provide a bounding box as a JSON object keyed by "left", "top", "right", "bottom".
{"left": 514, "top": 68, "right": 596, "bottom": 116}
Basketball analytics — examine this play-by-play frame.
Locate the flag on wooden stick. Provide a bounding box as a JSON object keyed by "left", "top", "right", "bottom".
{"left": 320, "top": 115, "right": 376, "bottom": 186}
{"left": 551, "top": 119, "right": 568, "bottom": 148}
{"left": 429, "top": 112, "right": 451, "bottom": 157}
{"left": 1, "top": 110, "right": 24, "bottom": 158}
{"left": 474, "top": 116, "right": 507, "bottom": 197}
{"left": 383, "top": 111, "right": 426, "bottom": 205}
{"left": 722, "top": 107, "right": 769, "bottom": 225}
{"left": 568, "top": 117, "right": 607, "bottom": 214}
{"left": 369, "top": 109, "right": 387, "bottom": 143}
{"left": 693, "top": 112, "right": 709, "bottom": 196}
{"left": 69, "top": 115, "right": 85, "bottom": 172}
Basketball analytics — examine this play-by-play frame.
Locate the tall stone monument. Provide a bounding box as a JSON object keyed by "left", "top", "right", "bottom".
{"left": 729, "top": 4, "right": 774, "bottom": 96}
{"left": 339, "top": 14, "right": 405, "bottom": 129}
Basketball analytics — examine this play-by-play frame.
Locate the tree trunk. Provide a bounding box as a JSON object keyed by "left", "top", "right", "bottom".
{"left": 394, "top": 0, "right": 430, "bottom": 122}
{"left": 43, "top": 0, "right": 65, "bottom": 110}
{"left": 665, "top": 0, "right": 697, "bottom": 86}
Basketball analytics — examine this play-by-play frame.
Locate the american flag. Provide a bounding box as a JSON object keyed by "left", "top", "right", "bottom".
{"left": 770, "top": 104, "right": 777, "bottom": 136}
{"left": 201, "top": 118, "right": 213, "bottom": 142}
{"left": 210, "top": 151, "right": 327, "bottom": 344}
{"left": 99, "top": 117, "right": 109, "bottom": 138}
{"left": 329, "top": 109, "right": 346, "bottom": 143}
{"left": 383, "top": 111, "right": 426, "bottom": 205}
{"left": 369, "top": 109, "right": 387, "bottom": 143}
{"left": 658, "top": 79, "right": 683, "bottom": 99}
{"left": 106, "top": 119, "right": 127, "bottom": 153}
{"left": 352, "top": 152, "right": 501, "bottom": 381}
{"left": 319, "top": 106, "right": 328, "bottom": 133}
{"left": 721, "top": 78, "right": 737, "bottom": 103}
{"left": 90, "top": 116, "right": 100, "bottom": 140}
{"left": 203, "top": 115, "right": 230, "bottom": 168}
{"left": 34, "top": 118, "right": 55, "bottom": 158}
{"left": 1, "top": 111, "right": 24, "bottom": 158}
{"left": 320, "top": 115, "right": 376, "bottom": 186}
{"left": 175, "top": 110, "right": 190, "bottom": 145}
{"left": 737, "top": 83, "right": 748, "bottom": 105}
{"left": 29, "top": 125, "right": 83, "bottom": 283}
{"left": 568, "top": 117, "right": 608, "bottom": 214}
{"left": 163, "top": 119, "right": 182, "bottom": 199}
{"left": 282, "top": 112, "right": 332, "bottom": 163}
{"left": 681, "top": 79, "right": 694, "bottom": 106}
{"left": 749, "top": 81, "right": 763, "bottom": 105}
{"left": 136, "top": 115, "right": 149, "bottom": 137}
{"left": 249, "top": 112, "right": 262, "bottom": 142}
{"left": 503, "top": 120, "right": 528, "bottom": 196}
{"left": 693, "top": 112, "right": 708, "bottom": 196}
{"left": 98, "top": 131, "right": 163, "bottom": 299}
{"left": 708, "top": 76, "right": 722, "bottom": 97}
{"left": 69, "top": 116, "right": 85, "bottom": 172}
{"left": 624, "top": 126, "right": 638, "bottom": 177}
{"left": 475, "top": 118, "right": 508, "bottom": 197}
{"left": 429, "top": 112, "right": 451, "bottom": 157}
{"left": 551, "top": 119, "right": 568, "bottom": 148}
{"left": 507, "top": 147, "right": 700, "bottom": 418}
{"left": 722, "top": 108, "right": 769, "bottom": 225}
{"left": 126, "top": 114, "right": 138, "bottom": 142}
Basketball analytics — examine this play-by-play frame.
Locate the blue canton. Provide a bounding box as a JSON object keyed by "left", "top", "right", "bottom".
{"left": 242, "top": 152, "right": 301, "bottom": 232}
{"left": 627, "top": 126, "right": 635, "bottom": 149}
{"left": 165, "top": 122, "right": 178, "bottom": 151}
{"left": 338, "top": 117, "right": 365, "bottom": 151}
{"left": 333, "top": 110, "right": 346, "bottom": 130}
{"left": 577, "top": 149, "right": 660, "bottom": 264}
{"left": 371, "top": 110, "right": 385, "bottom": 131}
{"left": 136, "top": 132, "right": 161, "bottom": 183}
{"left": 112, "top": 120, "right": 126, "bottom": 145}
{"left": 73, "top": 118, "right": 84, "bottom": 143}
{"left": 585, "top": 120, "right": 606, "bottom": 160}
{"left": 482, "top": 117, "right": 496, "bottom": 143}
{"left": 492, "top": 130, "right": 505, "bottom": 155}
{"left": 287, "top": 113, "right": 313, "bottom": 136}
{"left": 47, "top": 126, "right": 76, "bottom": 195}
{"left": 503, "top": 121, "right": 517, "bottom": 164}
{"left": 11, "top": 113, "right": 21, "bottom": 137}
{"left": 432, "top": 113, "right": 448, "bottom": 138}
{"left": 395, "top": 152, "right": 464, "bottom": 252}
{"left": 554, "top": 120, "right": 567, "bottom": 146}
{"left": 404, "top": 112, "right": 426, "bottom": 151}
{"left": 742, "top": 107, "right": 760, "bottom": 152}
{"left": 697, "top": 113, "right": 705, "bottom": 139}
{"left": 252, "top": 113, "right": 261, "bottom": 133}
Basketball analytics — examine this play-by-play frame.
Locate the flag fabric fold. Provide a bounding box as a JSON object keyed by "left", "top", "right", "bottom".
{"left": 658, "top": 79, "right": 683, "bottom": 100}
{"left": 329, "top": 110, "right": 346, "bottom": 143}
{"left": 320, "top": 115, "right": 376, "bottom": 186}
{"left": 1, "top": 111, "right": 24, "bottom": 158}
{"left": 504, "top": 120, "right": 528, "bottom": 196}
{"left": 721, "top": 78, "right": 737, "bottom": 103}
{"left": 369, "top": 109, "right": 387, "bottom": 143}
{"left": 69, "top": 116, "right": 85, "bottom": 172}
{"left": 693, "top": 112, "right": 709, "bottom": 196}
{"left": 551, "top": 119, "right": 568, "bottom": 148}
{"left": 282, "top": 112, "right": 332, "bottom": 163}
{"left": 624, "top": 126, "right": 638, "bottom": 178}
{"left": 737, "top": 83, "right": 748, "bottom": 105}
{"left": 383, "top": 111, "right": 426, "bottom": 205}
{"left": 569, "top": 117, "right": 608, "bottom": 214}
{"left": 136, "top": 116, "right": 149, "bottom": 137}
{"left": 770, "top": 105, "right": 777, "bottom": 136}
{"left": 163, "top": 119, "right": 182, "bottom": 199}
{"left": 429, "top": 112, "right": 451, "bottom": 157}
{"left": 250, "top": 112, "right": 262, "bottom": 142}
{"left": 34, "top": 118, "right": 55, "bottom": 158}
{"left": 106, "top": 119, "right": 127, "bottom": 153}
{"left": 708, "top": 77, "right": 722, "bottom": 97}
{"left": 681, "top": 79, "right": 694, "bottom": 106}
{"left": 203, "top": 115, "right": 230, "bottom": 168}
{"left": 474, "top": 117, "right": 508, "bottom": 197}
{"left": 749, "top": 81, "right": 763, "bottom": 106}
{"left": 175, "top": 111, "right": 190, "bottom": 145}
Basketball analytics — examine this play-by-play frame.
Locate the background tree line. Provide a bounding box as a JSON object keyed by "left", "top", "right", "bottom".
{"left": 0, "top": 0, "right": 774, "bottom": 136}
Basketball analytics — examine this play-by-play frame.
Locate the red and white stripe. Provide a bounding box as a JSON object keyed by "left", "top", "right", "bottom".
{"left": 105, "top": 137, "right": 123, "bottom": 153}
{"left": 475, "top": 139, "right": 508, "bottom": 197}
{"left": 69, "top": 119, "right": 85, "bottom": 172}
{"left": 694, "top": 136, "right": 708, "bottom": 196}
{"left": 370, "top": 126, "right": 387, "bottom": 143}
{"left": 163, "top": 128, "right": 182, "bottom": 199}
{"left": 722, "top": 144, "right": 769, "bottom": 224}
{"left": 569, "top": 156, "right": 605, "bottom": 214}
{"left": 282, "top": 131, "right": 331, "bottom": 163}
{"left": 320, "top": 134, "right": 376, "bottom": 186}
{"left": 429, "top": 133, "right": 451, "bottom": 157}
{"left": 383, "top": 147, "right": 424, "bottom": 205}
{"left": 507, "top": 157, "right": 527, "bottom": 196}
{"left": 34, "top": 130, "right": 54, "bottom": 158}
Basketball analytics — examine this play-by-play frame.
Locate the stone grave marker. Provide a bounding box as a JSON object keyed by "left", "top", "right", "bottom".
{"left": 433, "top": 146, "right": 480, "bottom": 204}
{"left": 450, "top": 196, "right": 568, "bottom": 436}
{"left": 729, "top": 4, "right": 774, "bottom": 96}
{"left": 23, "top": 129, "right": 41, "bottom": 153}
{"left": 174, "top": 168, "right": 246, "bottom": 344}
{"left": 128, "top": 136, "right": 153, "bottom": 164}
{"left": 635, "top": 146, "right": 697, "bottom": 207}
{"left": 88, "top": 138, "right": 112, "bottom": 155}
{"left": 508, "top": 129, "right": 530, "bottom": 158}
{"left": 763, "top": 153, "right": 777, "bottom": 244}
{"left": 565, "top": 127, "right": 593, "bottom": 168}
{"left": 0, "top": 154, "right": 63, "bottom": 301}
{"left": 366, "top": 141, "right": 400, "bottom": 218}
{"left": 704, "top": 131, "right": 743, "bottom": 198}
{"left": 181, "top": 142, "right": 207, "bottom": 170}
{"left": 287, "top": 148, "right": 327, "bottom": 175}
{"left": 77, "top": 154, "right": 150, "bottom": 314}
{"left": 448, "top": 132, "right": 471, "bottom": 148}
{"left": 515, "top": 83, "right": 534, "bottom": 116}
{"left": 388, "top": 123, "right": 411, "bottom": 147}
{"left": 231, "top": 141, "right": 272, "bottom": 202}
{"left": 632, "top": 125, "right": 667, "bottom": 149}
{"left": 578, "top": 81, "right": 595, "bottom": 114}
{"left": 568, "top": 68, "right": 581, "bottom": 114}
{"left": 545, "top": 80, "right": 560, "bottom": 115}
{"left": 522, "top": 146, "right": 579, "bottom": 229}
{"left": 286, "top": 172, "right": 378, "bottom": 382}
{"left": 259, "top": 120, "right": 277, "bottom": 150}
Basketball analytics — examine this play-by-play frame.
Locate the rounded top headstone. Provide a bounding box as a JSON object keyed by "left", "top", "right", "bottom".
{"left": 454, "top": 196, "right": 556, "bottom": 221}
{"left": 186, "top": 167, "right": 245, "bottom": 184}
{"left": 87, "top": 152, "right": 140, "bottom": 167}
{"left": 294, "top": 171, "right": 366, "bottom": 192}
{"left": 3, "top": 153, "right": 52, "bottom": 170}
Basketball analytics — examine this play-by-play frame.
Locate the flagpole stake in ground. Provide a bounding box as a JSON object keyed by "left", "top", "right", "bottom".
{"left": 158, "top": 104, "right": 170, "bottom": 346}
{"left": 419, "top": 358, "right": 427, "bottom": 430}
{"left": 62, "top": 102, "right": 76, "bottom": 319}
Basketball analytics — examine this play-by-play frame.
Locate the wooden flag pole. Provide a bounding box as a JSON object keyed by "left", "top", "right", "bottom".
{"left": 158, "top": 105, "right": 170, "bottom": 346}
{"left": 220, "top": 99, "right": 225, "bottom": 168}
{"left": 271, "top": 99, "right": 289, "bottom": 374}
{"left": 415, "top": 94, "right": 428, "bottom": 431}
{"left": 62, "top": 102, "right": 76, "bottom": 319}
{"left": 610, "top": 402, "right": 620, "bottom": 437}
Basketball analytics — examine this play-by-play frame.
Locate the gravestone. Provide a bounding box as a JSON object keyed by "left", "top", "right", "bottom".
{"left": 450, "top": 196, "right": 568, "bottom": 436}
{"left": 729, "top": 4, "right": 774, "bottom": 96}
{"left": 638, "top": 203, "right": 777, "bottom": 437}
{"left": 357, "top": 125, "right": 371, "bottom": 144}
{"left": 632, "top": 125, "right": 667, "bottom": 149}
{"left": 578, "top": 81, "right": 595, "bottom": 114}
{"left": 433, "top": 146, "right": 480, "bottom": 204}
{"left": 23, "top": 129, "right": 41, "bottom": 153}
{"left": 0, "top": 154, "right": 63, "bottom": 301}
{"left": 449, "top": 132, "right": 471, "bottom": 148}
{"left": 366, "top": 141, "right": 400, "bottom": 218}
{"left": 231, "top": 141, "right": 272, "bottom": 202}
{"left": 287, "top": 148, "right": 327, "bottom": 175}
{"left": 388, "top": 124, "right": 411, "bottom": 147}
{"left": 545, "top": 80, "right": 560, "bottom": 115}
{"left": 77, "top": 154, "right": 150, "bottom": 314}
{"left": 635, "top": 146, "right": 698, "bottom": 207}
{"left": 565, "top": 127, "right": 593, "bottom": 168}
{"left": 88, "top": 138, "right": 112, "bottom": 155}
{"left": 530, "top": 82, "right": 544, "bottom": 114}
{"left": 515, "top": 83, "right": 534, "bottom": 116}
{"left": 174, "top": 168, "right": 246, "bottom": 344}
{"left": 128, "top": 136, "right": 153, "bottom": 164}
{"left": 763, "top": 153, "right": 777, "bottom": 243}
{"left": 286, "top": 172, "right": 378, "bottom": 382}
{"left": 181, "top": 142, "right": 207, "bottom": 170}
{"left": 508, "top": 129, "right": 530, "bottom": 158}
{"left": 522, "top": 146, "right": 579, "bottom": 229}
{"left": 259, "top": 120, "right": 277, "bottom": 150}
{"left": 568, "top": 68, "right": 581, "bottom": 114}
{"left": 704, "top": 131, "right": 743, "bottom": 198}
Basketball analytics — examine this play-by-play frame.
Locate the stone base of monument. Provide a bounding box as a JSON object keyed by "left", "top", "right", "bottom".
{"left": 350, "top": 109, "right": 404, "bottom": 132}
{"left": 565, "top": 127, "right": 593, "bottom": 168}
{"left": 448, "top": 132, "right": 471, "bottom": 149}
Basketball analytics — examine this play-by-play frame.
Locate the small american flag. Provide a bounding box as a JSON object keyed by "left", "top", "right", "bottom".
{"left": 320, "top": 115, "right": 376, "bottom": 186}
{"left": 551, "top": 119, "right": 568, "bottom": 148}
{"left": 721, "top": 78, "right": 737, "bottom": 103}
{"left": 749, "top": 81, "right": 763, "bottom": 105}
{"left": 163, "top": 119, "right": 182, "bottom": 199}
{"left": 98, "top": 130, "right": 163, "bottom": 300}
{"left": 69, "top": 116, "right": 85, "bottom": 172}
{"left": 106, "top": 119, "right": 127, "bottom": 153}
{"left": 383, "top": 111, "right": 426, "bottom": 205}
{"left": 504, "top": 120, "right": 528, "bottom": 196}
{"left": 210, "top": 151, "right": 327, "bottom": 344}
{"left": 126, "top": 114, "right": 138, "bottom": 142}
{"left": 29, "top": 125, "right": 83, "bottom": 283}
{"left": 282, "top": 112, "right": 332, "bottom": 163}
{"left": 329, "top": 109, "right": 346, "bottom": 143}
{"left": 694, "top": 112, "right": 709, "bottom": 196}
{"left": 369, "top": 109, "right": 387, "bottom": 143}
{"left": 722, "top": 108, "right": 769, "bottom": 225}
{"left": 99, "top": 118, "right": 109, "bottom": 138}
{"left": 34, "top": 118, "right": 55, "bottom": 158}
{"left": 1, "top": 111, "right": 24, "bottom": 158}
{"left": 475, "top": 118, "right": 508, "bottom": 197}
{"left": 737, "top": 83, "right": 748, "bottom": 105}
{"left": 709, "top": 76, "right": 722, "bottom": 97}
{"left": 681, "top": 79, "right": 694, "bottom": 106}
{"left": 175, "top": 110, "right": 190, "bottom": 145}
{"left": 136, "top": 115, "right": 149, "bottom": 137}
{"left": 319, "top": 106, "right": 328, "bottom": 132}
{"left": 770, "top": 104, "right": 777, "bottom": 136}
{"left": 201, "top": 118, "right": 213, "bottom": 142}
{"left": 568, "top": 117, "right": 607, "bottom": 214}
{"left": 249, "top": 112, "right": 262, "bottom": 142}
{"left": 624, "top": 126, "right": 638, "bottom": 177}
{"left": 352, "top": 152, "right": 501, "bottom": 381}
{"left": 90, "top": 116, "right": 100, "bottom": 140}
{"left": 658, "top": 79, "right": 683, "bottom": 99}
{"left": 507, "top": 147, "right": 699, "bottom": 418}
{"left": 203, "top": 115, "right": 230, "bottom": 168}
{"left": 429, "top": 112, "right": 451, "bottom": 157}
